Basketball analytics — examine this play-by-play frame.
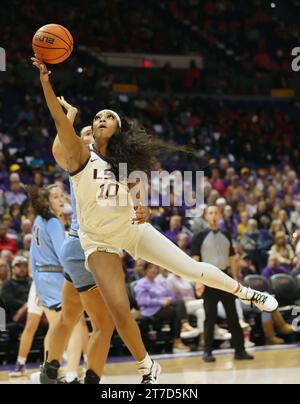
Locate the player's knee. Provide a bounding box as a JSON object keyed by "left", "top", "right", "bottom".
{"left": 91, "top": 315, "right": 114, "bottom": 334}
{"left": 58, "top": 312, "right": 78, "bottom": 330}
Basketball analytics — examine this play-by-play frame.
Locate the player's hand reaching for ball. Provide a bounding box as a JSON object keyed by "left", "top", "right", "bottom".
{"left": 31, "top": 56, "right": 51, "bottom": 82}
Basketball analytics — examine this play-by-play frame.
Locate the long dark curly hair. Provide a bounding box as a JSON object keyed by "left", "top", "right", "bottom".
{"left": 25, "top": 185, "right": 58, "bottom": 220}
{"left": 104, "top": 117, "right": 194, "bottom": 181}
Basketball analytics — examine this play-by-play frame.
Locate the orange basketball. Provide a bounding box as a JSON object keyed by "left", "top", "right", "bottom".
{"left": 32, "top": 24, "right": 73, "bottom": 64}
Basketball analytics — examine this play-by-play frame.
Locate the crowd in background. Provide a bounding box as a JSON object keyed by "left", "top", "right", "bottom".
{"left": 1, "top": 0, "right": 300, "bottom": 361}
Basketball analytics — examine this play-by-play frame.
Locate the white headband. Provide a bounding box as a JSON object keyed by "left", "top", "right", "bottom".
{"left": 96, "top": 109, "right": 122, "bottom": 128}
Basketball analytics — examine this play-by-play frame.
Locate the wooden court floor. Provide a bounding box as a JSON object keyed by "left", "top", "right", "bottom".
{"left": 1, "top": 346, "right": 299, "bottom": 384}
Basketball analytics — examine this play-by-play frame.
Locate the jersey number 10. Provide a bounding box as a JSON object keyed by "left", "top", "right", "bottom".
{"left": 98, "top": 183, "right": 119, "bottom": 199}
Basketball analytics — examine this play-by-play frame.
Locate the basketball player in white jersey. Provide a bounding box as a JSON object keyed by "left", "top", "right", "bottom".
{"left": 32, "top": 57, "right": 278, "bottom": 384}
{"left": 39, "top": 97, "right": 149, "bottom": 384}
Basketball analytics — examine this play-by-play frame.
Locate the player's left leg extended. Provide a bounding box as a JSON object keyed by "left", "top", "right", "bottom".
{"left": 132, "top": 225, "right": 278, "bottom": 313}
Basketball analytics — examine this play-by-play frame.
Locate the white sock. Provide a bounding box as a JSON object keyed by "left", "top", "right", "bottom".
{"left": 17, "top": 356, "right": 26, "bottom": 366}
{"left": 66, "top": 371, "right": 78, "bottom": 382}
{"left": 138, "top": 353, "right": 152, "bottom": 370}
{"left": 83, "top": 354, "right": 88, "bottom": 366}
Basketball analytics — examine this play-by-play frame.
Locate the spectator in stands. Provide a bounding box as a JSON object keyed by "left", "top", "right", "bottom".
{"left": 254, "top": 201, "right": 272, "bottom": 230}
{"left": 4, "top": 173, "right": 27, "bottom": 207}
{"left": 164, "top": 215, "right": 183, "bottom": 244}
{"left": 20, "top": 219, "right": 32, "bottom": 237}
{"left": 0, "top": 189, "right": 6, "bottom": 216}
{"left": 0, "top": 256, "right": 30, "bottom": 322}
{"left": 32, "top": 171, "right": 45, "bottom": 188}
{"left": 224, "top": 167, "right": 236, "bottom": 188}
{"left": 207, "top": 189, "right": 220, "bottom": 206}
{"left": 0, "top": 151, "right": 9, "bottom": 192}
{"left": 269, "top": 231, "right": 294, "bottom": 269}
{"left": 240, "top": 167, "right": 252, "bottom": 190}
{"left": 134, "top": 263, "right": 200, "bottom": 353}
{"left": 216, "top": 197, "right": 227, "bottom": 214}
{"left": 238, "top": 253, "right": 257, "bottom": 278}
{"left": 184, "top": 60, "right": 201, "bottom": 91}
{"left": 127, "top": 258, "right": 147, "bottom": 283}
{"left": 0, "top": 258, "right": 9, "bottom": 293}
{"left": 269, "top": 219, "right": 285, "bottom": 240}
{"left": 155, "top": 267, "right": 172, "bottom": 287}
{"left": 261, "top": 254, "right": 290, "bottom": 279}
{"left": 18, "top": 234, "right": 32, "bottom": 262}
{"left": 0, "top": 250, "right": 14, "bottom": 268}
{"left": 240, "top": 219, "right": 270, "bottom": 271}
{"left": 209, "top": 168, "right": 226, "bottom": 197}
{"left": 21, "top": 206, "right": 35, "bottom": 226}
{"left": 225, "top": 175, "right": 245, "bottom": 202}
{"left": 263, "top": 310, "right": 294, "bottom": 345}
{"left": 191, "top": 207, "right": 208, "bottom": 235}
{"left": 9, "top": 203, "right": 22, "bottom": 233}
{"left": 0, "top": 256, "right": 31, "bottom": 363}
{"left": 2, "top": 213, "right": 18, "bottom": 241}
{"left": 278, "top": 209, "right": 294, "bottom": 236}
{"left": 291, "top": 202, "right": 300, "bottom": 228}
{"left": 246, "top": 193, "right": 258, "bottom": 217}
{"left": 237, "top": 211, "right": 249, "bottom": 240}
{"left": 176, "top": 232, "right": 190, "bottom": 255}
{"left": 219, "top": 205, "right": 238, "bottom": 240}
{"left": 291, "top": 230, "right": 300, "bottom": 256}
{"left": 291, "top": 254, "right": 300, "bottom": 277}
{"left": 0, "top": 223, "right": 18, "bottom": 255}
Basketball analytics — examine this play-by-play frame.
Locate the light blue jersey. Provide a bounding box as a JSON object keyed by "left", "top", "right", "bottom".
{"left": 30, "top": 214, "right": 65, "bottom": 309}
{"left": 70, "top": 177, "right": 79, "bottom": 232}
{"left": 61, "top": 179, "right": 96, "bottom": 292}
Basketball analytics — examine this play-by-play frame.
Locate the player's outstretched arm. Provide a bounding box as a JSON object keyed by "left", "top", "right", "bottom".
{"left": 31, "top": 57, "right": 88, "bottom": 171}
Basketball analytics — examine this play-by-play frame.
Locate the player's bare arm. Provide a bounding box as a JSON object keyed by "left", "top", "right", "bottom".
{"left": 31, "top": 57, "right": 89, "bottom": 173}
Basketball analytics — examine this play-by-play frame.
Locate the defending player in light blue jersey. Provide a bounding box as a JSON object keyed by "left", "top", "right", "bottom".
{"left": 29, "top": 184, "right": 66, "bottom": 311}
{"left": 28, "top": 183, "right": 87, "bottom": 384}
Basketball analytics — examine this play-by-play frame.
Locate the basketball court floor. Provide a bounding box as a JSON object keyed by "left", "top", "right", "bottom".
{"left": 0, "top": 344, "right": 299, "bottom": 384}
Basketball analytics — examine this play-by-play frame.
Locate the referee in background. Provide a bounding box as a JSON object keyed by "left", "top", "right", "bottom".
{"left": 191, "top": 205, "right": 254, "bottom": 362}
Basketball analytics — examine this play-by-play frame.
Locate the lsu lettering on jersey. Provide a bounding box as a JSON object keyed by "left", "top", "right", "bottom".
{"left": 70, "top": 145, "right": 148, "bottom": 255}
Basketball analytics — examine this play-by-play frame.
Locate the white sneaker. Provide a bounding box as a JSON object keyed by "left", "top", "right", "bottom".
{"left": 244, "top": 339, "right": 255, "bottom": 348}
{"left": 240, "top": 288, "right": 278, "bottom": 313}
{"left": 139, "top": 360, "right": 161, "bottom": 384}
{"left": 219, "top": 341, "right": 231, "bottom": 349}
{"left": 214, "top": 328, "right": 232, "bottom": 341}
{"left": 239, "top": 320, "right": 251, "bottom": 330}
{"left": 9, "top": 363, "right": 26, "bottom": 377}
{"left": 30, "top": 371, "right": 41, "bottom": 384}
{"left": 180, "top": 323, "right": 201, "bottom": 339}
{"left": 173, "top": 340, "right": 191, "bottom": 353}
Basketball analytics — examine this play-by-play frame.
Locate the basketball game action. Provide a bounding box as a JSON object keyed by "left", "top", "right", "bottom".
{"left": 0, "top": 2, "right": 300, "bottom": 385}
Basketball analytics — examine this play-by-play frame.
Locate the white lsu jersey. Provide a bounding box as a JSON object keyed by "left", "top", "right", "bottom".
{"left": 70, "top": 145, "right": 138, "bottom": 249}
